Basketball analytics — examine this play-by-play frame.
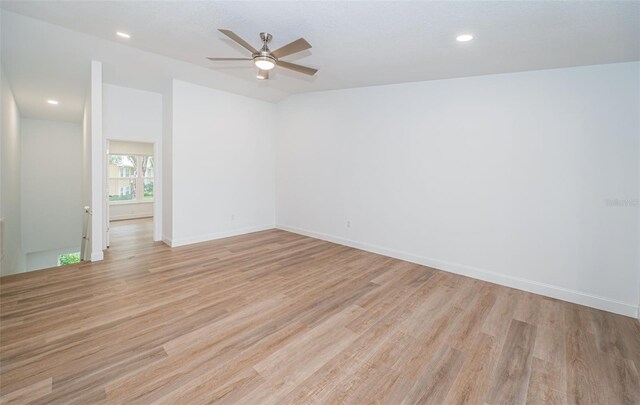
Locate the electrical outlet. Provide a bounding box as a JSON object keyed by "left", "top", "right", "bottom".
{"left": 346, "top": 220, "right": 351, "bottom": 228}
{"left": 231, "top": 214, "right": 236, "bottom": 221}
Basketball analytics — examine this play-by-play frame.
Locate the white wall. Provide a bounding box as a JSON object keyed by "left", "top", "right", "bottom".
{"left": 276, "top": 62, "right": 640, "bottom": 317}
{"left": 170, "top": 80, "right": 276, "bottom": 246}
{"left": 109, "top": 203, "right": 153, "bottom": 221}
{"left": 0, "top": 66, "right": 24, "bottom": 275}
{"left": 103, "top": 85, "right": 162, "bottom": 141}
{"left": 103, "top": 84, "right": 162, "bottom": 239}
{"left": 109, "top": 140, "right": 154, "bottom": 155}
{"left": 21, "top": 119, "right": 82, "bottom": 270}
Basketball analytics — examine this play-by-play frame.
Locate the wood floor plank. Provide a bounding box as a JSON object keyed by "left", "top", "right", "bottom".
{"left": 482, "top": 287, "right": 519, "bottom": 342}
{"left": 1, "top": 218, "right": 638, "bottom": 404}
{"left": 448, "top": 284, "right": 497, "bottom": 352}
{"left": 526, "top": 358, "right": 567, "bottom": 405}
{"left": 401, "top": 345, "right": 466, "bottom": 405}
{"left": 0, "top": 378, "right": 51, "bottom": 405}
{"left": 486, "top": 319, "right": 537, "bottom": 405}
{"left": 565, "top": 327, "right": 607, "bottom": 405}
{"left": 246, "top": 305, "right": 362, "bottom": 404}
{"left": 602, "top": 355, "right": 640, "bottom": 405}
{"left": 444, "top": 332, "right": 498, "bottom": 405}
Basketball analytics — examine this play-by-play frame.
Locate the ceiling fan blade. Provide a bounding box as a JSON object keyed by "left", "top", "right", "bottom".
{"left": 271, "top": 38, "right": 312, "bottom": 59}
{"left": 257, "top": 69, "right": 269, "bottom": 80}
{"left": 277, "top": 60, "right": 317, "bottom": 76}
{"left": 207, "top": 57, "right": 251, "bottom": 61}
{"left": 218, "top": 29, "right": 258, "bottom": 54}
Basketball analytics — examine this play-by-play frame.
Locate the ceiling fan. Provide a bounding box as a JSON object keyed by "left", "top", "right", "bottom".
{"left": 207, "top": 29, "right": 317, "bottom": 80}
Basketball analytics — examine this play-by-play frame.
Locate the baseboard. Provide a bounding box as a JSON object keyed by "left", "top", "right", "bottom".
{"left": 170, "top": 224, "right": 275, "bottom": 248}
{"left": 90, "top": 251, "right": 104, "bottom": 262}
{"left": 161, "top": 235, "right": 172, "bottom": 247}
{"left": 277, "top": 224, "right": 639, "bottom": 318}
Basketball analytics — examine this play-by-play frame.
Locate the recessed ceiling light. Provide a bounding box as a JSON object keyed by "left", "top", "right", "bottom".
{"left": 116, "top": 32, "right": 131, "bottom": 39}
{"left": 456, "top": 34, "right": 474, "bottom": 42}
{"left": 47, "top": 100, "right": 59, "bottom": 105}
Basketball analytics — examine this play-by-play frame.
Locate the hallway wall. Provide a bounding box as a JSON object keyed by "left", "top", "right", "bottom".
{"left": 21, "top": 118, "right": 82, "bottom": 271}
{"left": 0, "top": 66, "right": 24, "bottom": 275}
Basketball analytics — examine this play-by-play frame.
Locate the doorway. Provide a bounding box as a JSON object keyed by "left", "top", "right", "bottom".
{"left": 106, "top": 140, "right": 156, "bottom": 247}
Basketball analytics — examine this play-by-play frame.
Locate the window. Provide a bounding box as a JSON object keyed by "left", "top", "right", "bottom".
{"left": 143, "top": 156, "right": 154, "bottom": 200}
{"left": 108, "top": 154, "right": 154, "bottom": 203}
{"left": 119, "top": 166, "right": 134, "bottom": 178}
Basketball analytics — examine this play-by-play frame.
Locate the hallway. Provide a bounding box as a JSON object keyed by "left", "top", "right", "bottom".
{"left": 109, "top": 218, "right": 153, "bottom": 247}
{"left": 106, "top": 218, "right": 157, "bottom": 259}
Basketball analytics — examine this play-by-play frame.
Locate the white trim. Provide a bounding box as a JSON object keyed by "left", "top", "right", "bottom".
{"left": 90, "top": 251, "right": 104, "bottom": 262}
{"left": 110, "top": 214, "right": 153, "bottom": 221}
{"left": 108, "top": 199, "right": 154, "bottom": 206}
{"left": 152, "top": 142, "right": 162, "bottom": 242}
{"left": 0, "top": 217, "right": 5, "bottom": 262}
{"left": 91, "top": 61, "right": 104, "bottom": 256}
{"left": 276, "top": 223, "right": 639, "bottom": 318}
{"left": 170, "top": 225, "right": 275, "bottom": 248}
{"left": 162, "top": 235, "right": 172, "bottom": 247}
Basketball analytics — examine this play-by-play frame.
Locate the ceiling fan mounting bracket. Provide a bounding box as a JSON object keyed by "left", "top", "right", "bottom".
{"left": 260, "top": 32, "right": 272, "bottom": 44}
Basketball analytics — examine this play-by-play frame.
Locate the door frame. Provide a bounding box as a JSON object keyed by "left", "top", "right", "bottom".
{"left": 104, "top": 138, "right": 162, "bottom": 246}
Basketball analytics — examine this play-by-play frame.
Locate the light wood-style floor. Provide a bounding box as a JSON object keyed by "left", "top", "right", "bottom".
{"left": 1, "top": 219, "right": 639, "bottom": 404}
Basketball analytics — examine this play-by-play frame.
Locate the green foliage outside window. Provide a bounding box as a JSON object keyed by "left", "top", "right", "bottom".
{"left": 58, "top": 253, "right": 81, "bottom": 266}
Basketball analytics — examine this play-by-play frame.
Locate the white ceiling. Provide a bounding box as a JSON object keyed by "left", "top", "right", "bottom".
{"left": 2, "top": 1, "right": 639, "bottom": 122}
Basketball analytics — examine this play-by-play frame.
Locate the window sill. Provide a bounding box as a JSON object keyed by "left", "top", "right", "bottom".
{"left": 109, "top": 200, "right": 154, "bottom": 206}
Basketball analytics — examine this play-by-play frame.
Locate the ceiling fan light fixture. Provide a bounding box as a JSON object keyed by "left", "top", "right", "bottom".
{"left": 254, "top": 56, "right": 276, "bottom": 71}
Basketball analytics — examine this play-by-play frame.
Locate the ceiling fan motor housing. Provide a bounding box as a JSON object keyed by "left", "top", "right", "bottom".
{"left": 256, "top": 33, "right": 275, "bottom": 60}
